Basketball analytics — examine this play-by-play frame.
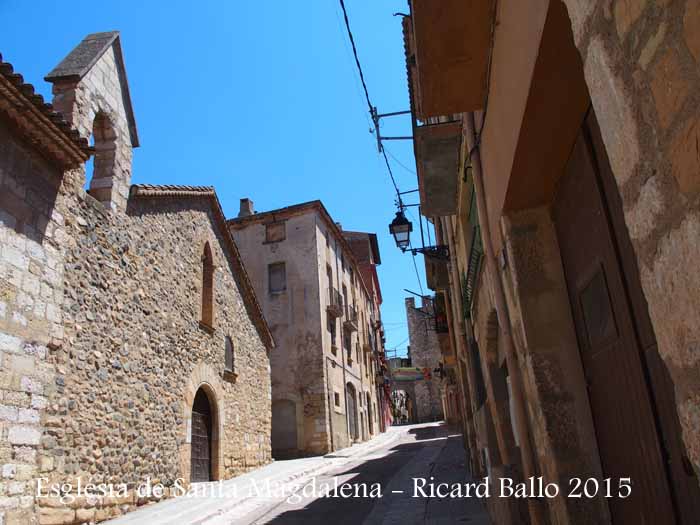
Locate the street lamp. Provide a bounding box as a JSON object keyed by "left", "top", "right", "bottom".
{"left": 389, "top": 210, "right": 412, "bottom": 251}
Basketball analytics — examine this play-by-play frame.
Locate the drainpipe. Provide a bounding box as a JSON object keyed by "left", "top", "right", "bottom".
{"left": 464, "top": 112, "right": 544, "bottom": 525}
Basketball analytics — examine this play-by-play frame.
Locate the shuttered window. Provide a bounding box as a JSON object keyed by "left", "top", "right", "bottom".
{"left": 268, "top": 262, "right": 286, "bottom": 293}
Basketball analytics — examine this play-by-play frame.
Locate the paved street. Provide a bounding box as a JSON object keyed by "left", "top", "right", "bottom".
{"left": 107, "top": 422, "right": 490, "bottom": 525}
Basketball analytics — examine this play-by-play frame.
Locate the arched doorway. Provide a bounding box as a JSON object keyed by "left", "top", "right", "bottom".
{"left": 190, "top": 388, "right": 213, "bottom": 482}
{"left": 366, "top": 392, "right": 373, "bottom": 435}
{"left": 346, "top": 383, "right": 358, "bottom": 441}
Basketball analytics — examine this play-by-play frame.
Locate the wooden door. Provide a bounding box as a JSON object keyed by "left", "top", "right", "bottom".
{"left": 347, "top": 385, "right": 358, "bottom": 441}
{"left": 367, "top": 394, "right": 374, "bottom": 435}
{"left": 554, "top": 112, "right": 676, "bottom": 523}
{"left": 190, "top": 389, "right": 212, "bottom": 483}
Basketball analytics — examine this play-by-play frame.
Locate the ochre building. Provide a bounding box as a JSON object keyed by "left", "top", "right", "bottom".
{"left": 399, "top": 1, "right": 700, "bottom": 524}
{"left": 229, "top": 200, "right": 387, "bottom": 457}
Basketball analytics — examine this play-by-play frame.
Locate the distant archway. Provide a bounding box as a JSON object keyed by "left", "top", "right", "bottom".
{"left": 391, "top": 388, "right": 416, "bottom": 424}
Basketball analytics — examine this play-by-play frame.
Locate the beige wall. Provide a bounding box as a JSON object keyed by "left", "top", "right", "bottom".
{"left": 0, "top": 121, "right": 66, "bottom": 525}
{"left": 316, "top": 220, "right": 380, "bottom": 448}
{"left": 446, "top": 1, "right": 700, "bottom": 523}
{"left": 231, "top": 209, "right": 381, "bottom": 455}
{"left": 231, "top": 212, "right": 326, "bottom": 455}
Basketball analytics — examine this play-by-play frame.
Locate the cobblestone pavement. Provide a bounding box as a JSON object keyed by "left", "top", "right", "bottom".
{"left": 107, "top": 422, "right": 491, "bottom": 525}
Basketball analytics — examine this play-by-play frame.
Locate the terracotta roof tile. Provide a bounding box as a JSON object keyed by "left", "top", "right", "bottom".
{"left": 0, "top": 52, "right": 90, "bottom": 168}
{"left": 130, "top": 184, "right": 215, "bottom": 197}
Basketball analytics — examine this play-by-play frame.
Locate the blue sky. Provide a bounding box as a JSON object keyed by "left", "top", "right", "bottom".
{"left": 1, "top": 0, "right": 426, "bottom": 356}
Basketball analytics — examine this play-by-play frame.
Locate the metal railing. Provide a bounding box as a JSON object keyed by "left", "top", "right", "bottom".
{"left": 327, "top": 287, "right": 344, "bottom": 317}
{"left": 345, "top": 304, "right": 358, "bottom": 323}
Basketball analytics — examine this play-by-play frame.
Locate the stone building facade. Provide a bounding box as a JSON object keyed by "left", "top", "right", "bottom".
{"left": 229, "top": 200, "right": 385, "bottom": 457}
{"left": 399, "top": 2, "right": 700, "bottom": 524}
{"left": 0, "top": 33, "right": 273, "bottom": 525}
{"left": 404, "top": 297, "right": 444, "bottom": 423}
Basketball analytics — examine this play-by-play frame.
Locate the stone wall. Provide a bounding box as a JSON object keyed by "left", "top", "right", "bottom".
{"left": 49, "top": 37, "right": 133, "bottom": 214}
{"left": 230, "top": 204, "right": 383, "bottom": 456}
{"left": 32, "top": 181, "right": 272, "bottom": 524}
{"left": 230, "top": 211, "right": 328, "bottom": 456}
{"left": 0, "top": 102, "right": 272, "bottom": 525}
{"left": 405, "top": 297, "right": 444, "bottom": 423}
{"left": 562, "top": 0, "right": 700, "bottom": 474}
{"left": 0, "top": 121, "right": 66, "bottom": 525}
{"left": 499, "top": 207, "right": 610, "bottom": 524}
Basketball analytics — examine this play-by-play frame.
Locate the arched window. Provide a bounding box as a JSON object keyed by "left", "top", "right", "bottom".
{"left": 225, "top": 336, "right": 234, "bottom": 372}
{"left": 201, "top": 242, "right": 214, "bottom": 328}
{"left": 86, "top": 112, "right": 117, "bottom": 205}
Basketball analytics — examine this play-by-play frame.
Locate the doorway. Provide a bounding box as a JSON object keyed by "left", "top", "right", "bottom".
{"left": 346, "top": 383, "right": 358, "bottom": 441}
{"left": 190, "top": 388, "right": 213, "bottom": 482}
{"left": 272, "top": 400, "right": 298, "bottom": 458}
{"left": 367, "top": 393, "right": 373, "bottom": 435}
{"left": 553, "top": 110, "right": 684, "bottom": 522}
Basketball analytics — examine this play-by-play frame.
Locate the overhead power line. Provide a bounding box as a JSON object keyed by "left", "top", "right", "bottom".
{"left": 338, "top": 0, "right": 403, "bottom": 204}
{"left": 385, "top": 147, "right": 416, "bottom": 175}
{"left": 338, "top": 0, "right": 373, "bottom": 115}
{"left": 337, "top": 0, "right": 426, "bottom": 297}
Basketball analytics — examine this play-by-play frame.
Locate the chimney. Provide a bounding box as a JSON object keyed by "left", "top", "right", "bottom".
{"left": 239, "top": 198, "right": 254, "bottom": 218}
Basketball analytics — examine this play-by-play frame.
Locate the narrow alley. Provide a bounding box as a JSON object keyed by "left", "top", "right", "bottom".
{"left": 3, "top": 2, "right": 700, "bottom": 524}
{"left": 105, "top": 423, "right": 490, "bottom": 525}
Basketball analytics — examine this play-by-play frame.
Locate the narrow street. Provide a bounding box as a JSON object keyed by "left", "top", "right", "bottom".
{"left": 106, "top": 422, "right": 490, "bottom": 525}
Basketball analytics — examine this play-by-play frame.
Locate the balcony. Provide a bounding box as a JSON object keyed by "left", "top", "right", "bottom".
{"left": 433, "top": 293, "right": 449, "bottom": 334}
{"left": 326, "top": 287, "right": 343, "bottom": 318}
{"left": 344, "top": 304, "right": 358, "bottom": 332}
{"left": 365, "top": 333, "right": 376, "bottom": 354}
{"left": 405, "top": 0, "right": 494, "bottom": 119}
{"left": 415, "top": 120, "right": 461, "bottom": 217}
{"left": 425, "top": 256, "right": 450, "bottom": 291}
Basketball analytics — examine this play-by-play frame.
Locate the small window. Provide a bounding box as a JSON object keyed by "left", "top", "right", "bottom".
{"left": 225, "top": 336, "right": 235, "bottom": 372}
{"left": 334, "top": 392, "right": 341, "bottom": 407}
{"left": 268, "top": 262, "right": 286, "bottom": 293}
{"left": 201, "top": 242, "right": 214, "bottom": 328}
{"left": 265, "top": 222, "right": 286, "bottom": 243}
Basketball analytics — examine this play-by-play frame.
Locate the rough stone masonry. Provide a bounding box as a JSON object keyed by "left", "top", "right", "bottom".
{"left": 405, "top": 297, "right": 444, "bottom": 423}
{"left": 0, "top": 32, "right": 273, "bottom": 525}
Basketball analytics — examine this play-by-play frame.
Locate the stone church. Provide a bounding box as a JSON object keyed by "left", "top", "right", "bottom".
{"left": 0, "top": 32, "right": 274, "bottom": 524}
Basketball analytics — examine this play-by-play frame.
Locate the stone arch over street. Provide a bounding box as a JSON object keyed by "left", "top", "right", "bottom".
{"left": 391, "top": 384, "right": 417, "bottom": 424}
